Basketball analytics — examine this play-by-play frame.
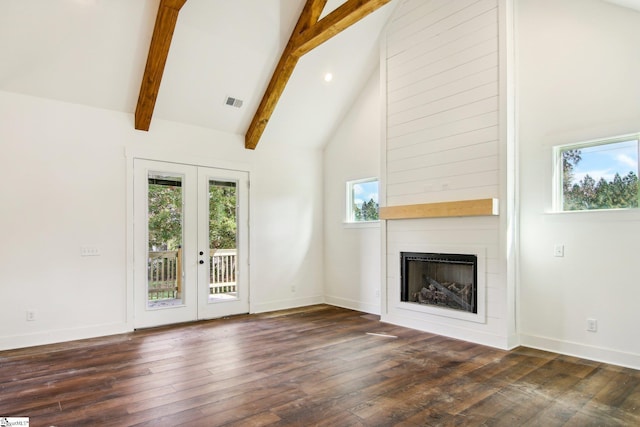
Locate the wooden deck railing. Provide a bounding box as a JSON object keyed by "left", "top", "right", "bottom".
{"left": 207, "top": 248, "right": 237, "bottom": 295}
{"left": 148, "top": 249, "right": 237, "bottom": 300}
{"left": 148, "top": 250, "right": 182, "bottom": 300}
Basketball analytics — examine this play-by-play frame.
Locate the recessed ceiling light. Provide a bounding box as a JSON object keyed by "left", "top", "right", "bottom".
{"left": 324, "top": 73, "right": 333, "bottom": 83}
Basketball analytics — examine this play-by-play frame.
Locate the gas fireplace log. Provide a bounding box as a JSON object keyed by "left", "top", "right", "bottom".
{"left": 423, "top": 276, "right": 472, "bottom": 311}
{"left": 416, "top": 289, "right": 429, "bottom": 304}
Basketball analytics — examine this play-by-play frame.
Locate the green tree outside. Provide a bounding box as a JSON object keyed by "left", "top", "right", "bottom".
{"left": 148, "top": 183, "right": 182, "bottom": 251}
{"left": 353, "top": 198, "right": 379, "bottom": 221}
{"left": 208, "top": 182, "right": 237, "bottom": 250}
{"left": 562, "top": 150, "right": 639, "bottom": 210}
{"left": 147, "top": 181, "right": 237, "bottom": 251}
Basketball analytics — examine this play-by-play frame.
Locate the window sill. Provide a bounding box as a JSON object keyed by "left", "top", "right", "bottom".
{"left": 343, "top": 221, "right": 381, "bottom": 229}
{"left": 543, "top": 207, "right": 640, "bottom": 222}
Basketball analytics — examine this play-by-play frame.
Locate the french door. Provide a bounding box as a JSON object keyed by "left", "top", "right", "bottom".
{"left": 133, "top": 159, "right": 249, "bottom": 328}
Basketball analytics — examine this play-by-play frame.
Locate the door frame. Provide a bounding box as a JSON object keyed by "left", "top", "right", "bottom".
{"left": 197, "top": 166, "right": 250, "bottom": 320}
{"left": 125, "top": 147, "right": 252, "bottom": 330}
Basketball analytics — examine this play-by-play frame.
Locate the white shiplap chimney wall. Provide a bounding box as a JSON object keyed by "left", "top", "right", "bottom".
{"left": 381, "top": 0, "right": 515, "bottom": 348}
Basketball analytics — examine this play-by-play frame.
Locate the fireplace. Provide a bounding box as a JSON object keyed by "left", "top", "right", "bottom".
{"left": 401, "top": 252, "right": 477, "bottom": 314}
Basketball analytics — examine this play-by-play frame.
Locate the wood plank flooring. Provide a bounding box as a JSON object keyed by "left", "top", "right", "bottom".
{"left": 0, "top": 305, "right": 639, "bottom": 426}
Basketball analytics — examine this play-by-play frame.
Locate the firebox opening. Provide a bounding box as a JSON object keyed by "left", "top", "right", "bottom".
{"left": 401, "top": 252, "right": 477, "bottom": 314}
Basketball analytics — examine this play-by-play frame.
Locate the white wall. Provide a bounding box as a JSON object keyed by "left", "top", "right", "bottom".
{"left": 517, "top": 0, "right": 640, "bottom": 369}
{"left": 0, "top": 90, "right": 324, "bottom": 350}
{"left": 381, "top": 0, "right": 515, "bottom": 349}
{"left": 323, "top": 69, "right": 382, "bottom": 314}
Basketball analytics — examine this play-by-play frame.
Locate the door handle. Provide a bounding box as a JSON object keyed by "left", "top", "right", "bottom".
{"left": 199, "top": 260, "right": 204, "bottom": 264}
{"left": 199, "top": 251, "right": 204, "bottom": 256}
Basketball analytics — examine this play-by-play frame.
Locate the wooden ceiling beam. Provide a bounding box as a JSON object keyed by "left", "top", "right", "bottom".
{"left": 245, "top": 0, "right": 391, "bottom": 150}
{"left": 293, "top": 0, "right": 392, "bottom": 57}
{"left": 135, "top": 0, "right": 187, "bottom": 131}
{"left": 244, "top": 0, "right": 327, "bottom": 150}
{"left": 299, "top": 0, "right": 329, "bottom": 32}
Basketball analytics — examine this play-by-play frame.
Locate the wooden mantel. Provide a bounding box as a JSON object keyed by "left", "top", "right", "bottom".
{"left": 379, "top": 198, "right": 499, "bottom": 220}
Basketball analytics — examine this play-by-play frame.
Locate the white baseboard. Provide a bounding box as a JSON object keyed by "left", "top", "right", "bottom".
{"left": 381, "top": 313, "right": 511, "bottom": 349}
{"left": 0, "top": 322, "right": 131, "bottom": 352}
{"left": 1, "top": 297, "right": 326, "bottom": 351}
{"left": 250, "top": 295, "right": 325, "bottom": 314}
{"left": 324, "top": 295, "right": 380, "bottom": 315}
{"left": 520, "top": 333, "right": 640, "bottom": 370}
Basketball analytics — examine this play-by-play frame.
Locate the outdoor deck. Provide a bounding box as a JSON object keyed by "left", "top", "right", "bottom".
{"left": 147, "top": 248, "right": 237, "bottom": 304}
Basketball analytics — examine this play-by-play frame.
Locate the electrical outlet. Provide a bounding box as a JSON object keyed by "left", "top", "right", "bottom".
{"left": 587, "top": 318, "right": 597, "bottom": 332}
{"left": 80, "top": 246, "right": 100, "bottom": 257}
{"left": 26, "top": 310, "right": 37, "bottom": 321}
{"left": 553, "top": 244, "right": 564, "bottom": 257}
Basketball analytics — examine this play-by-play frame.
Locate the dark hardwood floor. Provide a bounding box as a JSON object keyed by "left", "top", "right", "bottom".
{"left": 0, "top": 305, "right": 638, "bottom": 426}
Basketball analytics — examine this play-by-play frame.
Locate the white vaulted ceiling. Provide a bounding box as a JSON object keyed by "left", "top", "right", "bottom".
{"left": 603, "top": 0, "right": 640, "bottom": 12}
{"left": 0, "top": 0, "right": 397, "bottom": 149}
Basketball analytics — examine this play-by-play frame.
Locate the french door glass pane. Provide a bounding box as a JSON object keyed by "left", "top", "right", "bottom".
{"left": 208, "top": 179, "right": 238, "bottom": 302}
{"left": 147, "top": 172, "right": 184, "bottom": 308}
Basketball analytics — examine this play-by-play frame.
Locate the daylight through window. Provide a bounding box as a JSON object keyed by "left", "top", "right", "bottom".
{"left": 346, "top": 178, "right": 379, "bottom": 222}
{"left": 556, "top": 135, "right": 639, "bottom": 211}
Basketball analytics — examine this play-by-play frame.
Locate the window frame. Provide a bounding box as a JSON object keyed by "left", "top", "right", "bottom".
{"left": 345, "top": 177, "right": 380, "bottom": 224}
{"left": 553, "top": 134, "right": 640, "bottom": 212}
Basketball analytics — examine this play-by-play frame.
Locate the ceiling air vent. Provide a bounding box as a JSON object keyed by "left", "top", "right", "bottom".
{"left": 225, "top": 96, "right": 243, "bottom": 108}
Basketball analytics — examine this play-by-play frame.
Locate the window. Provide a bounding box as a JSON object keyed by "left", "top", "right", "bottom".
{"left": 555, "top": 135, "right": 639, "bottom": 211}
{"left": 346, "top": 178, "right": 379, "bottom": 222}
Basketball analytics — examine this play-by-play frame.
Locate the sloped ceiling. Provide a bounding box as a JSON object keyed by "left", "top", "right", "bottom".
{"left": 0, "top": 0, "right": 397, "bottom": 149}
{"left": 603, "top": 0, "right": 640, "bottom": 12}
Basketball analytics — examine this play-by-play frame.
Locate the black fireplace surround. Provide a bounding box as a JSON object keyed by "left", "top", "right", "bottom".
{"left": 400, "top": 252, "right": 477, "bottom": 314}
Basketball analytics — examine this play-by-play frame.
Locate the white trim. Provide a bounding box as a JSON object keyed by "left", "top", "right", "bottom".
{"left": 125, "top": 149, "right": 135, "bottom": 331}
{"left": 520, "top": 333, "right": 640, "bottom": 371}
{"left": 383, "top": 312, "right": 511, "bottom": 350}
{"left": 345, "top": 177, "right": 379, "bottom": 223}
{"left": 379, "top": 3, "right": 390, "bottom": 319}
{"left": 551, "top": 133, "right": 640, "bottom": 213}
{"left": 125, "top": 146, "right": 252, "bottom": 174}
{"left": 342, "top": 220, "right": 380, "bottom": 229}
{"left": 500, "top": 0, "right": 520, "bottom": 348}
{"left": 250, "top": 296, "right": 324, "bottom": 314}
{"left": 0, "top": 322, "right": 130, "bottom": 352}
{"left": 324, "top": 296, "right": 380, "bottom": 315}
